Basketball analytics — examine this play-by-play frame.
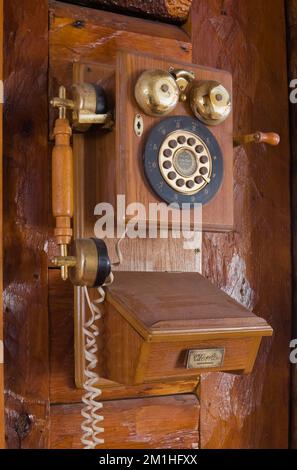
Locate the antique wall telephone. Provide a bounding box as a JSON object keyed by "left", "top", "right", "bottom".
{"left": 50, "top": 51, "right": 277, "bottom": 448}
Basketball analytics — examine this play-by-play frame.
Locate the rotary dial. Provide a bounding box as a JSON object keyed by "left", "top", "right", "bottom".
{"left": 143, "top": 116, "right": 223, "bottom": 206}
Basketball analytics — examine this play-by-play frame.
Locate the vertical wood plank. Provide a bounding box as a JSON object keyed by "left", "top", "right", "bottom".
{"left": 0, "top": 0, "right": 4, "bottom": 450}
{"left": 286, "top": 0, "right": 297, "bottom": 449}
{"left": 192, "top": 0, "right": 291, "bottom": 448}
{"left": 3, "top": 0, "right": 50, "bottom": 448}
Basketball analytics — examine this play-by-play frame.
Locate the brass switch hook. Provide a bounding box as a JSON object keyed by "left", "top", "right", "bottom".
{"left": 51, "top": 82, "right": 112, "bottom": 130}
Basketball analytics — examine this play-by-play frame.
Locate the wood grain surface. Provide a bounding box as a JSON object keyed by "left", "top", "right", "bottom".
{"left": 3, "top": 0, "right": 293, "bottom": 450}
{"left": 103, "top": 272, "right": 271, "bottom": 384}
{"left": 114, "top": 50, "right": 233, "bottom": 231}
{"left": 49, "top": 268, "right": 199, "bottom": 403}
{"left": 193, "top": 0, "right": 292, "bottom": 449}
{"left": 50, "top": 395, "right": 199, "bottom": 449}
{"left": 61, "top": 0, "right": 193, "bottom": 23}
{"left": 286, "top": 0, "right": 297, "bottom": 449}
{"left": 3, "top": 0, "right": 50, "bottom": 449}
{"left": 49, "top": 0, "right": 200, "bottom": 392}
{"left": 0, "top": 0, "right": 3, "bottom": 449}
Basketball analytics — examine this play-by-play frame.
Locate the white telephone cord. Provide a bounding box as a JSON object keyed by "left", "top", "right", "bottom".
{"left": 81, "top": 232, "right": 126, "bottom": 449}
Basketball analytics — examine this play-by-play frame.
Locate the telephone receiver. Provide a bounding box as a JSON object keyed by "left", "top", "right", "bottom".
{"left": 51, "top": 84, "right": 111, "bottom": 286}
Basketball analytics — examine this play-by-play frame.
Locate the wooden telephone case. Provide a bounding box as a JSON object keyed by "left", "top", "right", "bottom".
{"left": 74, "top": 50, "right": 233, "bottom": 233}
{"left": 70, "top": 51, "right": 272, "bottom": 388}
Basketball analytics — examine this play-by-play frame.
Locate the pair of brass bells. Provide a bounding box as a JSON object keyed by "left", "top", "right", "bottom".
{"left": 134, "top": 69, "right": 231, "bottom": 125}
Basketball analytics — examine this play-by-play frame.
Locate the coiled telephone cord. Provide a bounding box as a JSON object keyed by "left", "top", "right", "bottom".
{"left": 81, "top": 231, "right": 126, "bottom": 449}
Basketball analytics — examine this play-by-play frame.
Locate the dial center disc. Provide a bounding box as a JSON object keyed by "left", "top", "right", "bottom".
{"left": 173, "top": 148, "right": 198, "bottom": 177}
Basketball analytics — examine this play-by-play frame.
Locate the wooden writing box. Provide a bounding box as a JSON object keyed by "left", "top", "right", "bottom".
{"left": 103, "top": 272, "right": 273, "bottom": 385}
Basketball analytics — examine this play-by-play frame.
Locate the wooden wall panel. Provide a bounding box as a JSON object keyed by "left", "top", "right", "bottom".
{"left": 286, "top": 0, "right": 297, "bottom": 449}
{"left": 0, "top": 0, "right": 3, "bottom": 449}
{"left": 62, "top": 0, "right": 193, "bottom": 23}
{"left": 3, "top": 0, "right": 50, "bottom": 448}
{"left": 192, "top": 0, "right": 291, "bottom": 448}
{"left": 3, "top": 0, "right": 292, "bottom": 450}
{"left": 50, "top": 395, "right": 199, "bottom": 449}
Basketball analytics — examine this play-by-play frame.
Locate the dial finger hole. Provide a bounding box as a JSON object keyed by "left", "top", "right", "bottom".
{"left": 200, "top": 155, "right": 208, "bottom": 164}
{"left": 168, "top": 171, "right": 177, "bottom": 180}
{"left": 163, "top": 149, "right": 172, "bottom": 158}
{"left": 195, "top": 176, "right": 204, "bottom": 185}
{"left": 199, "top": 166, "right": 208, "bottom": 175}
{"left": 186, "top": 180, "right": 195, "bottom": 189}
{"left": 168, "top": 139, "right": 178, "bottom": 148}
{"left": 163, "top": 161, "right": 172, "bottom": 169}
{"left": 176, "top": 179, "right": 185, "bottom": 187}
{"left": 187, "top": 138, "right": 196, "bottom": 146}
{"left": 177, "top": 135, "right": 186, "bottom": 144}
{"left": 195, "top": 145, "right": 204, "bottom": 153}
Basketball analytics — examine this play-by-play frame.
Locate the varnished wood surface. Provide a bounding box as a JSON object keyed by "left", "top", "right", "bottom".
{"left": 50, "top": 395, "right": 199, "bottom": 449}
{"left": 49, "top": 0, "right": 191, "bottom": 86}
{"left": 52, "top": 117, "right": 74, "bottom": 246}
{"left": 107, "top": 272, "right": 272, "bottom": 331}
{"left": 286, "top": 0, "right": 297, "bottom": 449}
{"left": 194, "top": 0, "right": 291, "bottom": 448}
{"left": 4, "top": 0, "right": 50, "bottom": 449}
{"left": 0, "top": 0, "right": 3, "bottom": 449}
{"left": 115, "top": 50, "right": 233, "bottom": 231}
{"left": 49, "top": 269, "right": 199, "bottom": 403}
{"left": 3, "top": 0, "right": 293, "bottom": 450}
{"left": 62, "top": 0, "right": 193, "bottom": 23}
{"left": 103, "top": 272, "right": 271, "bottom": 384}
{"left": 49, "top": 1, "right": 200, "bottom": 390}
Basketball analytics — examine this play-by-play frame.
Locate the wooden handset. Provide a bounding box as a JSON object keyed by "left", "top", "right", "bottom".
{"left": 51, "top": 85, "right": 111, "bottom": 286}
{"left": 52, "top": 87, "right": 74, "bottom": 280}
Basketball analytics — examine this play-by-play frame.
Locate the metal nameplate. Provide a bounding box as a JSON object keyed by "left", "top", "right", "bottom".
{"left": 186, "top": 348, "right": 225, "bottom": 369}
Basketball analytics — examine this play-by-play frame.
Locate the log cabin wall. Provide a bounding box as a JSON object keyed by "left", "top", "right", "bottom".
{"left": 0, "top": 0, "right": 3, "bottom": 449}
{"left": 287, "top": 0, "right": 297, "bottom": 449}
{"left": 3, "top": 0, "right": 293, "bottom": 449}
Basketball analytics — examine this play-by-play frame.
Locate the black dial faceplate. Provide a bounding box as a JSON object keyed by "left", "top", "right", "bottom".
{"left": 143, "top": 116, "right": 223, "bottom": 207}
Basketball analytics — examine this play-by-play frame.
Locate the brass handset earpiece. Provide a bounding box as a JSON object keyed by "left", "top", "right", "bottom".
{"left": 51, "top": 82, "right": 112, "bottom": 131}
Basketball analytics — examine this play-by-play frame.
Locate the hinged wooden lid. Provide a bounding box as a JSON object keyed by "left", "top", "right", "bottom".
{"left": 106, "top": 272, "right": 273, "bottom": 341}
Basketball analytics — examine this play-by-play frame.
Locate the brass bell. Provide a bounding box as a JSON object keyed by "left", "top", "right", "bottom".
{"left": 190, "top": 80, "right": 231, "bottom": 125}
{"left": 134, "top": 69, "right": 179, "bottom": 116}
